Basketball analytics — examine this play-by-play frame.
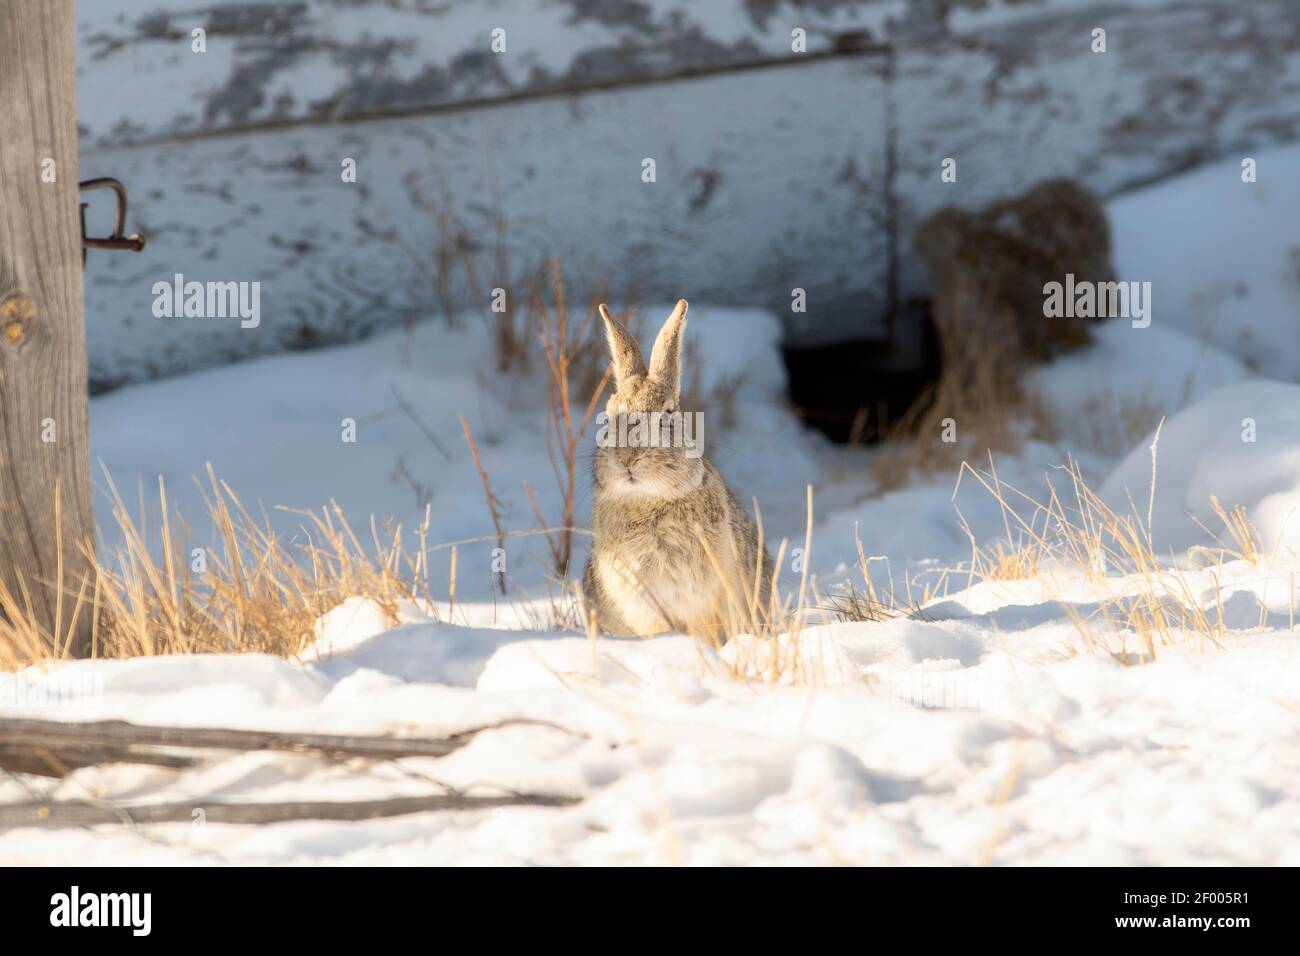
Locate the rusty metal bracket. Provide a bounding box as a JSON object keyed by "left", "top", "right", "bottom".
{"left": 79, "top": 177, "right": 145, "bottom": 265}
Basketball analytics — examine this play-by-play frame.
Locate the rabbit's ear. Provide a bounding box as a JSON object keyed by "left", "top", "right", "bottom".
{"left": 598, "top": 304, "right": 646, "bottom": 389}
{"left": 648, "top": 299, "right": 688, "bottom": 401}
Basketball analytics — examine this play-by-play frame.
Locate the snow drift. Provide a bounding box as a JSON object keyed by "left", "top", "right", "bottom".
{"left": 1103, "top": 381, "right": 1300, "bottom": 557}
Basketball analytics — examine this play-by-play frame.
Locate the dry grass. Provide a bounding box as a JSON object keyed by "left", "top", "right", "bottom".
{"left": 527, "top": 261, "right": 613, "bottom": 580}
{"left": 3, "top": 445, "right": 1270, "bottom": 680}
{"left": 458, "top": 414, "right": 509, "bottom": 594}
{"left": 417, "top": 185, "right": 634, "bottom": 386}
{"left": 856, "top": 281, "right": 1273, "bottom": 663}
{"left": 871, "top": 296, "right": 1038, "bottom": 492}
{"left": 0, "top": 466, "right": 431, "bottom": 671}
{"left": 702, "top": 487, "right": 811, "bottom": 683}
{"left": 679, "top": 334, "right": 747, "bottom": 433}
{"left": 828, "top": 525, "right": 949, "bottom": 624}
{"left": 1062, "top": 389, "right": 1167, "bottom": 462}
{"left": 395, "top": 168, "right": 513, "bottom": 352}
{"left": 950, "top": 442, "right": 1253, "bottom": 662}
{"left": 0, "top": 257, "right": 629, "bottom": 668}
{"left": 419, "top": 240, "right": 638, "bottom": 587}
{"left": 1191, "top": 496, "right": 1266, "bottom": 566}
{"left": 5, "top": 226, "right": 1262, "bottom": 682}
{"left": 852, "top": 417, "right": 1275, "bottom": 668}
{"left": 686, "top": 486, "right": 946, "bottom": 686}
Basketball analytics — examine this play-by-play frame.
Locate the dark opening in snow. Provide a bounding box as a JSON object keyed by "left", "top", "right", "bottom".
{"left": 781, "top": 299, "right": 940, "bottom": 444}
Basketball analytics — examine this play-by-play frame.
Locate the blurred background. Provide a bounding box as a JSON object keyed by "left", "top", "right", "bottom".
{"left": 78, "top": 0, "right": 1300, "bottom": 396}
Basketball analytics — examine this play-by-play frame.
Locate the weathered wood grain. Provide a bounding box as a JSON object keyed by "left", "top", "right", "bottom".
{"left": 74, "top": 0, "right": 891, "bottom": 149}
{"left": 76, "top": 0, "right": 1300, "bottom": 384}
{"left": 0, "top": 793, "right": 580, "bottom": 828}
{"left": 80, "top": 54, "right": 891, "bottom": 387}
{"left": 0, "top": 0, "right": 95, "bottom": 656}
{"left": 0, "top": 715, "right": 575, "bottom": 777}
{"left": 0, "top": 743, "right": 199, "bottom": 777}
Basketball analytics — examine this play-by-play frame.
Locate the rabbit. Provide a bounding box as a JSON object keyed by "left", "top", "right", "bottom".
{"left": 581, "top": 299, "right": 773, "bottom": 645}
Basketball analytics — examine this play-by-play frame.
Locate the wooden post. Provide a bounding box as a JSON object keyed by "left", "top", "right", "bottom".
{"left": 0, "top": 1, "right": 95, "bottom": 656}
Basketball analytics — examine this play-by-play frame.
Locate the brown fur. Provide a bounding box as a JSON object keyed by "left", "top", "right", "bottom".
{"left": 583, "top": 301, "right": 772, "bottom": 644}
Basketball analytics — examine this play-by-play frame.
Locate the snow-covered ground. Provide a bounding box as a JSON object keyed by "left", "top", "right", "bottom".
{"left": 3, "top": 147, "right": 1300, "bottom": 865}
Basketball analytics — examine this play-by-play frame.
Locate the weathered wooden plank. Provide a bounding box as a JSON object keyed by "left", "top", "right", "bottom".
{"left": 0, "top": 716, "right": 465, "bottom": 756}
{"left": 75, "top": 0, "right": 894, "bottom": 148}
{"left": 0, "top": 0, "right": 95, "bottom": 655}
{"left": 74, "top": 0, "right": 1300, "bottom": 382}
{"left": 0, "top": 793, "right": 580, "bottom": 828}
{"left": 0, "top": 716, "right": 574, "bottom": 777}
{"left": 79, "top": 0, "right": 1265, "bottom": 151}
{"left": 81, "top": 54, "right": 891, "bottom": 386}
{"left": 0, "top": 743, "right": 198, "bottom": 777}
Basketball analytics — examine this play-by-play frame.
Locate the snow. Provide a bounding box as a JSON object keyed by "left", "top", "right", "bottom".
{"left": 4, "top": 143, "right": 1300, "bottom": 865}
{"left": 86, "top": 303, "right": 819, "bottom": 600}
{"left": 1109, "top": 143, "right": 1300, "bottom": 381}
{"left": 1102, "top": 381, "right": 1300, "bottom": 557}
{"left": 1029, "top": 318, "right": 1250, "bottom": 466}
{"left": 5, "top": 598, "right": 1300, "bottom": 864}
